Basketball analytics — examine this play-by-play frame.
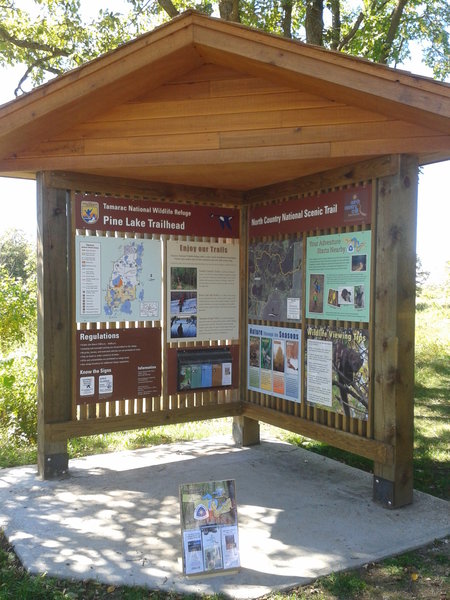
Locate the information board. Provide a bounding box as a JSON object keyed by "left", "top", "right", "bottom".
{"left": 76, "top": 327, "right": 161, "bottom": 404}
{"left": 167, "top": 241, "right": 240, "bottom": 342}
{"left": 248, "top": 325, "right": 301, "bottom": 403}
{"left": 180, "top": 480, "right": 240, "bottom": 576}
{"left": 305, "top": 231, "right": 372, "bottom": 322}
{"left": 305, "top": 325, "right": 369, "bottom": 420}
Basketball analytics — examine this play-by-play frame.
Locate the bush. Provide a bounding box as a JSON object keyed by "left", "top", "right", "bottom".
{"left": 0, "top": 352, "right": 37, "bottom": 444}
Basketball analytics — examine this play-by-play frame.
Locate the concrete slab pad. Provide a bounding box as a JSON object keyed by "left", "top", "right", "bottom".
{"left": 0, "top": 436, "right": 448, "bottom": 598}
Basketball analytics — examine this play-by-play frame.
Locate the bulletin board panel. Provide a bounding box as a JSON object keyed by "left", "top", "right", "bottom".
{"left": 70, "top": 189, "right": 243, "bottom": 436}
{"left": 243, "top": 182, "right": 379, "bottom": 460}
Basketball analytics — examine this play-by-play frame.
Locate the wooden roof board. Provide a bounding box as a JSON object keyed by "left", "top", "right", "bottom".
{"left": 0, "top": 10, "right": 449, "bottom": 191}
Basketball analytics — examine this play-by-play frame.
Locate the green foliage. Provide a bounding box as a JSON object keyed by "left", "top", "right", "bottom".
{"left": 416, "top": 255, "right": 430, "bottom": 295}
{"left": 0, "top": 265, "right": 37, "bottom": 353}
{"left": 0, "top": 229, "right": 35, "bottom": 280}
{"left": 0, "top": 352, "right": 38, "bottom": 444}
{"left": 0, "top": 0, "right": 448, "bottom": 96}
{"left": 0, "top": 229, "right": 37, "bottom": 353}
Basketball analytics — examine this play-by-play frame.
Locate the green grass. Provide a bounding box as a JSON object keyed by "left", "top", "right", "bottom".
{"left": 0, "top": 283, "right": 449, "bottom": 599}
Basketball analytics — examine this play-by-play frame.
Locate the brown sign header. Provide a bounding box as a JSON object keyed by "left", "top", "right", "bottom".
{"left": 75, "top": 194, "right": 240, "bottom": 238}
{"left": 248, "top": 185, "right": 372, "bottom": 237}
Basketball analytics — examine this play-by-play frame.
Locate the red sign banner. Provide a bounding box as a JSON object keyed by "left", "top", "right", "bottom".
{"left": 249, "top": 185, "right": 371, "bottom": 237}
{"left": 76, "top": 327, "right": 161, "bottom": 404}
{"left": 75, "top": 194, "right": 240, "bottom": 238}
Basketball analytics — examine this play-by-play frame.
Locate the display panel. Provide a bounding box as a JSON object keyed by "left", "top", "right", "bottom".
{"left": 305, "top": 231, "right": 371, "bottom": 322}
{"left": 305, "top": 325, "right": 369, "bottom": 420}
{"left": 248, "top": 325, "right": 301, "bottom": 403}
{"left": 167, "top": 240, "right": 239, "bottom": 342}
{"left": 76, "top": 327, "right": 161, "bottom": 404}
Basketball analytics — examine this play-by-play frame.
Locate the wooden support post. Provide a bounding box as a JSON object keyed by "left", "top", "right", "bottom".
{"left": 373, "top": 155, "right": 417, "bottom": 508}
{"left": 233, "top": 204, "right": 260, "bottom": 447}
{"left": 37, "top": 173, "right": 72, "bottom": 478}
{"left": 233, "top": 416, "right": 260, "bottom": 446}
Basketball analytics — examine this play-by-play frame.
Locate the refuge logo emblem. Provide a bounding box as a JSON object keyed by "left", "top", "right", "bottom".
{"left": 81, "top": 200, "right": 99, "bottom": 225}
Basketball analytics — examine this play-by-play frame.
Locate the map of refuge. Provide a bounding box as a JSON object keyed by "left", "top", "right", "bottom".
{"left": 76, "top": 236, "right": 161, "bottom": 323}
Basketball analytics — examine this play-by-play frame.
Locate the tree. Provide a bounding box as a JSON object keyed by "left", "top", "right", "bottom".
{"left": 416, "top": 255, "right": 430, "bottom": 295}
{"left": 0, "top": 0, "right": 448, "bottom": 96}
{"left": 0, "top": 228, "right": 35, "bottom": 280}
{"left": 0, "top": 230, "right": 37, "bottom": 353}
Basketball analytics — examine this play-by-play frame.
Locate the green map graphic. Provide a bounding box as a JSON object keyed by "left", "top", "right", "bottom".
{"left": 248, "top": 239, "right": 303, "bottom": 321}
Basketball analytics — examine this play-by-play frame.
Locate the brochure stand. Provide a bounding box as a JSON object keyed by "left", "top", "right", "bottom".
{"left": 180, "top": 480, "right": 240, "bottom": 577}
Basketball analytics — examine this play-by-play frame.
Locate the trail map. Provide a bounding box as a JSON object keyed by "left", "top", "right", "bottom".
{"left": 248, "top": 239, "right": 302, "bottom": 322}
{"left": 76, "top": 236, "right": 161, "bottom": 323}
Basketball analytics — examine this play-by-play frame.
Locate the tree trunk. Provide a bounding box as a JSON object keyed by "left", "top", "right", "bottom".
{"left": 329, "top": 0, "right": 341, "bottom": 49}
{"left": 305, "top": 0, "right": 324, "bottom": 45}
{"left": 281, "top": 0, "right": 293, "bottom": 38}
{"left": 219, "top": 0, "right": 240, "bottom": 22}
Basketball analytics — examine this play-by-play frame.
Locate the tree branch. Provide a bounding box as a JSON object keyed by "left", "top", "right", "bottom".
{"left": 337, "top": 11, "right": 364, "bottom": 50}
{"left": 0, "top": 22, "right": 71, "bottom": 57}
{"left": 157, "top": 0, "right": 179, "bottom": 18}
{"left": 379, "top": 0, "right": 410, "bottom": 63}
{"left": 14, "top": 57, "right": 64, "bottom": 96}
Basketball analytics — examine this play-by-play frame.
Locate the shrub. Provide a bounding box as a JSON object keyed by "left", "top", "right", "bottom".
{"left": 0, "top": 351, "right": 38, "bottom": 444}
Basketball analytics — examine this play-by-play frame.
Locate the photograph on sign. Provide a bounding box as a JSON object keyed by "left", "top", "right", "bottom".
{"left": 75, "top": 236, "right": 162, "bottom": 323}
{"left": 305, "top": 325, "right": 369, "bottom": 420}
{"left": 167, "top": 241, "right": 239, "bottom": 342}
{"left": 305, "top": 231, "right": 371, "bottom": 322}
{"left": 76, "top": 327, "right": 161, "bottom": 404}
{"left": 248, "top": 325, "right": 301, "bottom": 403}
{"left": 248, "top": 238, "right": 302, "bottom": 322}
{"left": 180, "top": 480, "right": 239, "bottom": 577}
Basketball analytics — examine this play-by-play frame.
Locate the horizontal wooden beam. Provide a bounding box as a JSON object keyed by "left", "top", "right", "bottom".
{"left": 3, "top": 136, "right": 447, "bottom": 174}
{"left": 245, "top": 155, "right": 400, "bottom": 202}
{"left": 45, "top": 402, "right": 243, "bottom": 441}
{"left": 53, "top": 106, "right": 388, "bottom": 141}
{"left": 242, "top": 403, "right": 394, "bottom": 465}
{"left": 24, "top": 121, "right": 437, "bottom": 160}
{"left": 71, "top": 157, "right": 355, "bottom": 191}
{"left": 43, "top": 171, "right": 244, "bottom": 204}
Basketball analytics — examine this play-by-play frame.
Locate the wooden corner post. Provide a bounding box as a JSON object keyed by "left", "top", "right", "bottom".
{"left": 37, "top": 173, "right": 72, "bottom": 479}
{"left": 373, "top": 155, "right": 418, "bottom": 508}
{"left": 233, "top": 203, "right": 260, "bottom": 447}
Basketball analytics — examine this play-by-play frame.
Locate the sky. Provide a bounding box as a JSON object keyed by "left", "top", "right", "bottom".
{"left": 0, "top": 11, "right": 448, "bottom": 283}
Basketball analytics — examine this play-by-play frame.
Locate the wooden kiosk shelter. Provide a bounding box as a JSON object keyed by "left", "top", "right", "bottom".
{"left": 0, "top": 11, "right": 449, "bottom": 509}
